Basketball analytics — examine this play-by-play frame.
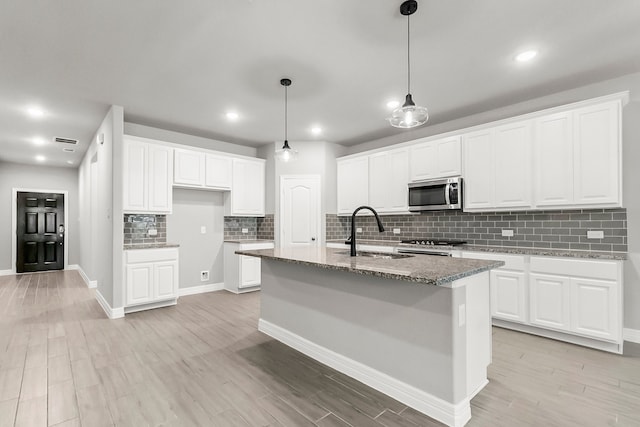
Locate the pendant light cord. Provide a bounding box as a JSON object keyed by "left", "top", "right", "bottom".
{"left": 284, "top": 84, "right": 288, "bottom": 142}
{"left": 407, "top": 12, "right": 411, "bottom": 95}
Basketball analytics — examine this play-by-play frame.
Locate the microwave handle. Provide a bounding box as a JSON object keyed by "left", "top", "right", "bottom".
{"left": 445, "top": 183, "right": 451, "bottom": 205}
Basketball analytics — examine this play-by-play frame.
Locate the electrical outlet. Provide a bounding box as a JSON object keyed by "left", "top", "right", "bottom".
{"left": 501, "top": 229, "right": 514, "bottom": 237}
{"left": 241, "top": 228, "right": 248, "bottom": 234}
{"left": 587, "top": 230, "right": 604, "bottom": 239}
{"left": 393, "top": 228, "right": 401, "bottom": 234}
{"left": 147, "top": 229, "right": 158, "bottom": 237}
{"left": 356, "top": 227, "right": 363, "bottom": 233}
{"left": 200, "top": 226, "right": 206, "bottom": 234}
{"left": 200, "top": 271, "right": 209, "bottom": 281}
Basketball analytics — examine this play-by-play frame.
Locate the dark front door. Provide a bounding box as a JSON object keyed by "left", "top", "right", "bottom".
{"left": 16, "top": 192, "right": 65, "bottom": 273}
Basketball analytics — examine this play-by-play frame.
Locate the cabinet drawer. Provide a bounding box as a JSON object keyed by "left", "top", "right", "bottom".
{"left": 126, "top": 248, "right": 179, "bottom": 264}
{"left": 530, "top": 256, "right": 619, "bottom": 281}
{"left": 462, "top": 252, "right": 525, "bottom": 270}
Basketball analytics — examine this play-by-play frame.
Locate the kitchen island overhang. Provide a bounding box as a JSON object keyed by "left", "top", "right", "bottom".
{"left": 237, "top": 247, "right": 504, "bottom": 427}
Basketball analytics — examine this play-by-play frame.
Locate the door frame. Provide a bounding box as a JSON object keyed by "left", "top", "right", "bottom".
{"left": 11, "top": 188, "right": 69, "bottom": 274}
{"left": 279, "top": 175, "right": 322, "bottom": 248}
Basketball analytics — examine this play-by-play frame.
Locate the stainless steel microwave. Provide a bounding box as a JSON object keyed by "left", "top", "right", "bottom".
{"left": 408, "top": 177, "right": 463, "bottom": 211}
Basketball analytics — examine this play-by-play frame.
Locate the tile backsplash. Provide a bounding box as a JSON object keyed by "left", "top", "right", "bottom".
{"left": 224, "top": 215, "right": 274, "bottom": 240}
{"left": 123, "top": 214, "right": 167, "bottom": 245}
{"left": 326, "top": 208, "right": 627, "bottom": 252}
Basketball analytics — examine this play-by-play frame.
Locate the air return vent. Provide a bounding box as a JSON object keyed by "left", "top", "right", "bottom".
{"left": 54, "top": 137, "right": 78, "bottom": 145}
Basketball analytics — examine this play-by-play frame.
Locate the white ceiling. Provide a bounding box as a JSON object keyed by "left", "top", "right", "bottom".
{"left": 1, "top": 0, "right": 640, "bottom": 168}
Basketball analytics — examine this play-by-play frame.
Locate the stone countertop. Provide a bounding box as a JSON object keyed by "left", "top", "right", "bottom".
{"left": 224, "top": 239, "right": 275, "bottom": 244}
{"left": 123, "top": 243, "right": 180, "bottom": 250}
{"left": 326, "top": 239, "right": 627, "bottom": 260}
{"left": 235, "top": 246, "right": 503, "bottom": 286}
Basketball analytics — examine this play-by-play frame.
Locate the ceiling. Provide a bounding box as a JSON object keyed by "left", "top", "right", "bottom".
{"left": 1, "top": 0, "right": 640, "bottom": 168}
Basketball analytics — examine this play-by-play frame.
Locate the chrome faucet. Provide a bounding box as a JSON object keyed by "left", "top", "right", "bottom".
{"left": 350, "top": 206, "right": 385, "bottom": 256}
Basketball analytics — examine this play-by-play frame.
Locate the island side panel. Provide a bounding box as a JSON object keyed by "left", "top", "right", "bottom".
{"left": 259, "top": 258, "right": 463, "bottom": 403}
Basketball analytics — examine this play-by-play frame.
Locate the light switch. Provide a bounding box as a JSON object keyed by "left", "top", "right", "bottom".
{"left": 200, "top": 226, "right": 207, "bottom": 234}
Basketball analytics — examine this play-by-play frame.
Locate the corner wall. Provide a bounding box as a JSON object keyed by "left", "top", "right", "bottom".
{"left": 78, "top": 105, "right": 124, "bottom": 309}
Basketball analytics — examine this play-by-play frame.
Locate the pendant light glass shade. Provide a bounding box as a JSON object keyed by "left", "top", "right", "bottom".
{"left": 275, "top": 78, "right": 298, "bottom": 162}
{"left": 388, "top": 0, "right": 428, "bottom": 129}
{"left": 388, "top": 94, "right": 428, "bottom": 128}
{"left": 275, "top": 140, "right": 298, "bottom": 162}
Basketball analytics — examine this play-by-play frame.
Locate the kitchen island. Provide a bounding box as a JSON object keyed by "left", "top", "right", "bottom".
{"left": 237, "top": 246, "right": 503, "bottom": 427}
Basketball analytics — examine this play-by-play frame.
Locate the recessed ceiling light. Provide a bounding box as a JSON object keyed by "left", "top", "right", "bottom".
{"left": 311, "top": 126, "right": 322, "bottom": 135}
{"left": 32, "top": 137, "right": 46, "bottom": 146}
{"left": 35, "top": 155, "right": 46, "bottom": 162}
{"left": 27, "top": 106, "right": 45, "bottom": 118}
{"left": 226, "top": 111, "right": 239, "bottom": 121}
{"left": 386, "top": 100, "right": 400, "bottom": 110}
{"left": 515, "top": 50, "right": 538, "bottom": 62}
{"left": 67, "top": 160, "right": 74, "bottom": 165}
{"left": 63, "top": 148, "right": 75, "bottom": 153}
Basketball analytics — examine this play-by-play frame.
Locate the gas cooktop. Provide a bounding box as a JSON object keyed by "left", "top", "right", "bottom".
{"left": 400, "top": 239, "right": 467, "bottom": 246}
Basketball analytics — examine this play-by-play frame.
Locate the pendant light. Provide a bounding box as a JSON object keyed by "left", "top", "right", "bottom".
{"left": 274, "top": 78, "right": 298, "bottom": 162}
{"left": 388, "top": 0, "right": 429, "bottom": 128}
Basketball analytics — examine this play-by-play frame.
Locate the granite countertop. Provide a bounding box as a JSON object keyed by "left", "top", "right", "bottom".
{"left": 224, "top": 239, "right": 275, "bottom": 244}
{"left": 123, "top": 243, "right": 180, "bottom": 250}
{"left": 326, "top": 239, "right": 627, "bottom": 260}
{"left": 236, "top": 247, "right": 503, "bottom": 286}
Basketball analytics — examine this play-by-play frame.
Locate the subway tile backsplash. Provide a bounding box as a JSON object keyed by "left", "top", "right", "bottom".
{"left": 123, "top": 214, "right": 167, "bottom": 245}
{"left": 224, "top": 214, "right": 275, "bottom": 240}
{"left": 326, "top": 208, "right": 627, "bottom": 252}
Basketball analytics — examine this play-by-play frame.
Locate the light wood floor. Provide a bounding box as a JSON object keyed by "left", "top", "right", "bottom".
{"left": 1, "top": 271, "right": 639, "bottom": 427}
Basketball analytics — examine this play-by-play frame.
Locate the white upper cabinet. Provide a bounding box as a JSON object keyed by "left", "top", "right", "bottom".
{"left": 463, "top": 120, "right": 533, "bottom": 212}
{"left": 409, "top": 136, "right": 461, "bottom": 181}
{"left": 463, "top": 129, "right": 495, "bottom": 210}
{"left": 534, "top": 100, "right": 621, "bottom": 209}
{"left": 573, "top": 101, "right": 621, "bottom": 206}
{"left": 174, "top": 148, "right": 233, "bottom": 190}
{"left": 204, "top": 154, "right": 232, "bottom": 190}
{"left": 174, "top": 149, "right": 205, "bottom": 187}
{"left": 123, "top": 137, "right": 173, "bottom": 214}
{"left": 493, "top": 121, "right": 533, "bottom": 208}
{"left": 369, "top": 148, "right": 409, "bottom": 213}
{"left": 534, "top": 111, "right": 574, "bottom": 206}
{"left": 225, "top": 158, "right": 265, "bottom": 216}
{"left": 337, "top": 156, "right": 369, "bottom": 215}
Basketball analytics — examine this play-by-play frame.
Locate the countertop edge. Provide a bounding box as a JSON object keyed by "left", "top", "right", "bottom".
{"left": 326, "top": 240, "right": 627, "bottom": 260}
{"left": 123, "top": 243, "right": 180, "bottom": 250}
{"left": 236, "top": 249, "right": 504, "bottom": 286}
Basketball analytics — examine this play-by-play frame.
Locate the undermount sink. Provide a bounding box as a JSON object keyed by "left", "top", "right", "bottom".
{"left": 335, "top": 250, "right": 413, "bottom": 260}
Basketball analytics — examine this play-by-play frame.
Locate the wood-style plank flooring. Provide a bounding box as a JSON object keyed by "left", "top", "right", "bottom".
{"left": 1, "top": 270, "right": 639, "bottom": 426}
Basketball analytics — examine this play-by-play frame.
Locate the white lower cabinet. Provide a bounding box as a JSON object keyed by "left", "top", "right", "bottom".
{"left": 224, "top": 241, "right": 274, "bottom": 293}
{"left": 125, "top": 248, "right": 179, "bottom": 311}
{"left": 461, "top": 251, "right": 623, "bottom": 353}
{"left": 529, "top": 273, "right": 571, "bottom": 331}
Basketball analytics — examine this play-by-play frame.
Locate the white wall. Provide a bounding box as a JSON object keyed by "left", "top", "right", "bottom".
{"left": 78, "top": 105, "right": 124, "bottom": 308}
{"left": 124, "top": 123, "right": 258, "bottom": 157}
{"left": 259, "top": 141, "right": 346, "bottom": 247}
{"left": 167, "top": 188, "right": 225, "bottom": 288}
{"left": 0, "top": 161, "right": 80, "bottom": 271}
{"left": 343, "top": 71, "right": 640, "bottom": 333}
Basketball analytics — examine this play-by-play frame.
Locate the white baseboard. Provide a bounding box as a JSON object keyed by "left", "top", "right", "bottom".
{"left": 95, "top": 289, "right": 124, "bottom": 319}
{"left": 258, "top": 319, "right": 470, "bottom": 427}
{"left": 124, "top": 299, "right": 177, "bottom": 314}
{"left": 0, "top": 269, "right": 13, "bottom": 276}
{"left": 67, "top": 265, "right": 97, "bottom": 289}
{"left": 178, "top": 282, "right": 224, "bottom": 296}
{"left": 624, "top": 328, "right": 640, "bottom": 344}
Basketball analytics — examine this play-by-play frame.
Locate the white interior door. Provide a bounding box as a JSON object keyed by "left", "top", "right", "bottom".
{"left": 280, "top": 175, "right": 321, "bottom": 248}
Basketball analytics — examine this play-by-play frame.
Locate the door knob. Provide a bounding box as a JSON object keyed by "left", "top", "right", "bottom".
{"left": 311, "top": 237, "right": 316, "bottom": 241}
